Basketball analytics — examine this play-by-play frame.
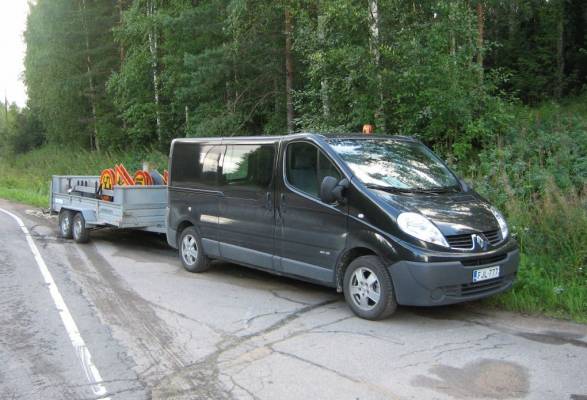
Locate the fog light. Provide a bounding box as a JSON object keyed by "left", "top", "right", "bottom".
{"left": 431, "top": 288, "right": 444, "bottom": 301}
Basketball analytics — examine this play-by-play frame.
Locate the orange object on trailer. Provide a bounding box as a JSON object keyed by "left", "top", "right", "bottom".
{"left": 134, "top": 170, "right": 153, "bottom": 186}
{"left": 100, "top": 168, "right": 116, "bottom": 190}
{"left": 115, "top": 164, "right": 135, "bottom": 186}
{"left": 99, "top": 168, "right": 116, "bottom": 201}
{"left": 163, "top": 170, "right": 169, "bottom": 185}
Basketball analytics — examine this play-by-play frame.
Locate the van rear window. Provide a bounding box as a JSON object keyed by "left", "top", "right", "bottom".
{"left": 222, "top": 144, "right": 275, "bottom": 190}
{"left": 170, "top": 143, "right": 223, "bottom": 188}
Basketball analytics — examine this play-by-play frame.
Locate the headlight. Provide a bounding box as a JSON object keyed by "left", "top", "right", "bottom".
{"left": 489, "top": 206, "right": 509, "bottom": 240}
{"left": 397, "top": 212, "right": 449, "bottom": 247}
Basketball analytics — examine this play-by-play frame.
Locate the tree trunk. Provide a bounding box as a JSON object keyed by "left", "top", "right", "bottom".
{"left": 118, "top": 0, "right": 127, "bottom": 131}
{"left": 147, "top": 0, "right": 162, "bottom": 144}
{"left": 317, "top": 7, "right": 330, "bottom": 119}
{"left": 79, "top": 0, "right": 100, "bottom": 151}
{"left": 477, "top": 1, "right": 485, "bottom": 84}
{"left": 555, "top": 2, "right": 565, "bottom": 99}
{"left": 118, "top": 0, "right": 125, "bottom": 62}
{"left": 508, "top": 3, "right": 516, "bottom": 42}
{"left": 4, "top": 93, "right": 8, "bottom": 125}
{"left": 284, "top": 8, "right": 295, "bottom": 133}
{"left": 449, "top": 2, "right": 456, "bottom": 57}
{"left": 368, "top": 0, "right": 385, "bottom": 132}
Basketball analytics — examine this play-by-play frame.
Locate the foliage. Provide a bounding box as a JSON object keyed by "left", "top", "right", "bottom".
{"left": 470, "top": 96, "right": 587, "bottom": 202}
{"left": 464, "top": 98, "right": 587, "bottom": 322}
{"left": 295, "top": 1, "right": 514, "bottom": 158}
{"left": 21, "top": 0, "right": 587, "bottom": 151}
{"left": 486, "top": 0, "right": 587, "bottom": 103}
{"left": 0, "top": 104, "right": 45, "bottom": 155}
{"left": 24, "top": 0, "right": 121, "bottom": 150}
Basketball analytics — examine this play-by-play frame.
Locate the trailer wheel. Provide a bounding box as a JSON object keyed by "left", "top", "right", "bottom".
{"left": 179, "top": 226, "right": 211, "bottom": 273}
{"left": 72, "top": 212, "right": 90, "bottom": 244}
{"left": 58, "top": 209, "right": 74, "bottom": 239}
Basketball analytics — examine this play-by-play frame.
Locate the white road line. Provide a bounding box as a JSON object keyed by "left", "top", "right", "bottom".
{"left": 0, "top": 208, "right": 110, "bottom": 399}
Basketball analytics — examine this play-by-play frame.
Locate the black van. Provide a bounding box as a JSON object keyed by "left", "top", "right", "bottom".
{"left": 166, "top": 134, "right": 519, "bottom": 320}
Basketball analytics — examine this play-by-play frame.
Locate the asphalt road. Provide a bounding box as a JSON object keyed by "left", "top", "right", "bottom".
{"left": 0, "top": 198, "right": 585, "bottom": 400}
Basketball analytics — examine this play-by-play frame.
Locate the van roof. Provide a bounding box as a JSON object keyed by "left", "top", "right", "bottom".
{"left": 172, "top": 132, "right": 419, "bottom": 143}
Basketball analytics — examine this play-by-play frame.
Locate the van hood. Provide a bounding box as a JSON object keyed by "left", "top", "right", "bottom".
{"left": 373, "top": 190, "right": 499, "bottom": 236}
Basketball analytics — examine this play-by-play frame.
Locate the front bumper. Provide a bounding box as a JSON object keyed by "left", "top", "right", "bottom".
{"left": 388, "top": 249, "right": 519, "bottom": 306}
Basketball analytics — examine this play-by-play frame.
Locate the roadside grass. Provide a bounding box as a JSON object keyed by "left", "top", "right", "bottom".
{"left": 469, "top": 97, "right": 587, "bottom": 323}
{"left": 0, "top": 145, "right": 167, "bottom": 208}
{"left": 481, "top": 185, "right": 587, "bottom": 323}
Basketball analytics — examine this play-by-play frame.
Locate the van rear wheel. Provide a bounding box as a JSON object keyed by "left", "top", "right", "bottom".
{"left": 343, "top": 255, "right": 397, "bottom": 320}
{"left": 179, "top": 226, "right": 211, "bottom": 273}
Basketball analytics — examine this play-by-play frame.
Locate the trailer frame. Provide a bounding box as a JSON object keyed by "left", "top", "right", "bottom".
{"left": 50, "top": 175, "right": 167, "bottom": 235}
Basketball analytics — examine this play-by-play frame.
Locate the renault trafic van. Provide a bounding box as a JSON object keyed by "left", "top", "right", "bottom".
{"left": 166, "top": 134, "right": 519, "bottom": 320}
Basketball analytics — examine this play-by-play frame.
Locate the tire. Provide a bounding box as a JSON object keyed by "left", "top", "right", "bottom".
{"left": 58, "top": 209, "right": 74, "bottom": 239}
{"left": 72, "top": 212, "right": 90, "bottom": 244}
{"left": 178, "top": 226, "right": 211, "bottom": 273}
{"left": 343, "top": 255, "right": 397, "bottom": 320}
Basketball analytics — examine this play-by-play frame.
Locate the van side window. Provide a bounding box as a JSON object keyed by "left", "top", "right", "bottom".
{"left": 200, "top": 146, "right": 222, "bottom": 187}
{"left": 170, "top": 143, "right": 222, "bottom": 188}
{"left": 286, "top": 142, "right": 341, "bottom": 198}
{"left": 222, "top": 144, "right": 275, "bottom": 190}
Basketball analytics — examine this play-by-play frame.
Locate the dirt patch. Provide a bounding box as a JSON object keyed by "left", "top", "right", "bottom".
{"left": 413, "top": 359, "right": 529, "bottom": 399}
{"left": 516, "top": 331, "right": 587, "bottom": 349}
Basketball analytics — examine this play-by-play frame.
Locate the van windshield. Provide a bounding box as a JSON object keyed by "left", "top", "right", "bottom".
{"left": 327, "top": 138, "right": 459, "bottom": 191}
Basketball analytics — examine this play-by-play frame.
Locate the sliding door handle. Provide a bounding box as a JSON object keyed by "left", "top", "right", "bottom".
{"left": 280, "top": 193, "right": 287, "bottom": 213}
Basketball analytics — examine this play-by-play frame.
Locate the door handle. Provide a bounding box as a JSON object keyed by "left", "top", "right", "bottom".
{"left": 280, "top": 193, "right": 287, "bottom": 214}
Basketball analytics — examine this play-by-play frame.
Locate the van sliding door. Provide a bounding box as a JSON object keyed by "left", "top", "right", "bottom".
{"left": 217, "top": 143, "right": 277, "bottom": 269}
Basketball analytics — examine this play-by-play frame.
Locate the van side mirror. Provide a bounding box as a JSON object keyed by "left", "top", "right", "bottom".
{"left": 320, "top": 176, "right": 349, "bottom": 204}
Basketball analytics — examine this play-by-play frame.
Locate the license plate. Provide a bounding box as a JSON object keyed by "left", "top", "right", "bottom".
{"left": 472, "top": 266, "right": 500, "bottom": 282}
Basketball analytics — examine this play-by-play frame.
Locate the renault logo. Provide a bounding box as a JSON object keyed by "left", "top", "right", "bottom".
{"left": 472, "top": 234, "right": 488, "bottom": 250}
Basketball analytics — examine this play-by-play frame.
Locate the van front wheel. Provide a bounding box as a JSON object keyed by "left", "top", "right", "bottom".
{"left": 343, "top": 256, "right": 397, "bottom": 320}
{"left": 179, "top": 226, "right": 211, "bottom": 273}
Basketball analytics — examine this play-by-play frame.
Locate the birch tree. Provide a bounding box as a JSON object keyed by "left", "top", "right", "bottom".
{"left": 285, "top": 7, "right": 295, "bottom": 133}
{"left": 79, "top": 0, "right": 100, "bottom": 151}
{"left": 368, "top": 0, "right": 385, "bottom": 132}
{"left": 147, "top": 0, "right": 162, "bottom": 144}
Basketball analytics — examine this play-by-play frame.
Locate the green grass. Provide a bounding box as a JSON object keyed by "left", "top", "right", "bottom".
{"left": 469, "top": 96, "right": 587, "bottom": 323}
{"left": 0, "top": 145, "right": 167, "bottom": 208}
{"left": 481, "top": 185, "right": 587, "bottom": 323}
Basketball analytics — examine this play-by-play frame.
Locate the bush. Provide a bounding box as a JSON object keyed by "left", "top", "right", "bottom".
{"left": 463, "top": 97, "right": 587, "bottom": 322}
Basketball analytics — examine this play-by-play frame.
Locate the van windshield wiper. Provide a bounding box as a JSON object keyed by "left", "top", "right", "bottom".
{"left": 365, "top": 184, "right": 416, "bottom": 194}
{"left": 365, "top": 184, "right": 460, "bottom": 195}
{"left": 410, "top": 186, "right": 461, "bottom": 194}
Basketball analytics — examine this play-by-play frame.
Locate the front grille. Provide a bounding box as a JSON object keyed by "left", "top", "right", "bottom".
{"left": 461, "top": 253, "right": 507, "bottom": 267}
{"left": 446, "top": 233, "right": 473, "bottom": 249}
{"left": 461, "top": 277, "right": 505, "bottom": 296}
{"left": 483, "top": 229, "right": 502, "bottom": 245}
{"left": 446, "top": 229, "right": 503, "bottom": 250}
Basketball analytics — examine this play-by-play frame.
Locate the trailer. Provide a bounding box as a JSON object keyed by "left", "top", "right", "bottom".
{"left": 50, "top": 175, "right": 167, "bottom": 243}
